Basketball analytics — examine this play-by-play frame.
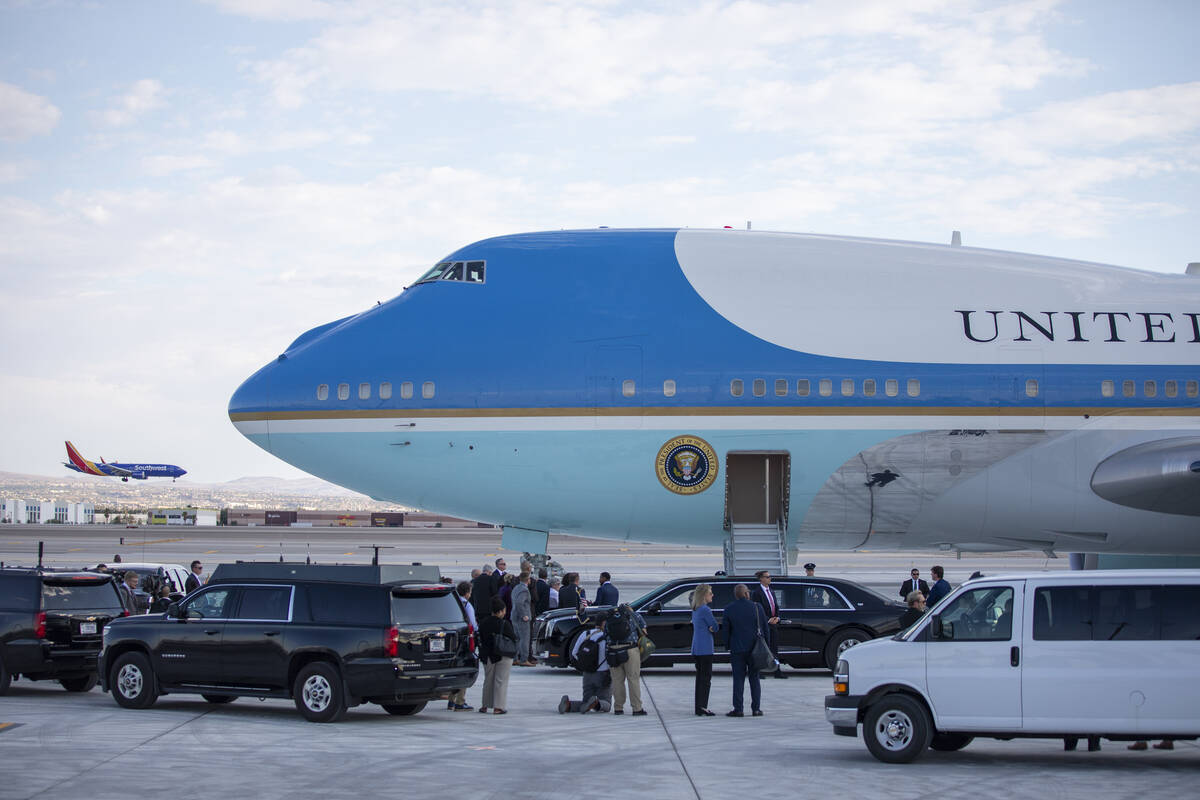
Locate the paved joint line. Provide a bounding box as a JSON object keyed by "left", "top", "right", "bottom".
{"left": 642, "top": 676, "right": 702, "bottom": 800}
{"left": 26, "top": 709, "right": 214, "bottom": 799}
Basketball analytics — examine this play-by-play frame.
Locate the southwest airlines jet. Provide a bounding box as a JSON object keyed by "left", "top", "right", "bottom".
{"left": 228, "top": 229, "right": 1200, "bottom": 563}
{"left": 63, "top": 441, "right": 186, "bottom": 482}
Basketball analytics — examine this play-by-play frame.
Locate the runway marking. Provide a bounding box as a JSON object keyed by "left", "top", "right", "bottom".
{"left": 203, "top": 550, "right": 219, "bottom": 554}
{"left": 466, "top": 745, "right": 497, "bottom": 750}
{"left": 68, "top": 548, "right": 83, "bottom": 552}
{"left": 254, "top": 545, "right": 265, "bottom": 548}
{"left": 136, "top": 538, "right": 185, "bottom": 545}
{"left": 0, "top": 723, "right": 19, "bottom": 733}
{"left": 343, "top": 552, "right": 355, "bottom": 556}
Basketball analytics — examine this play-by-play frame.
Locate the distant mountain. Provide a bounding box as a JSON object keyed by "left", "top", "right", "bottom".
{"left": 216, "top": 476, "right": 364, "bottom": 497}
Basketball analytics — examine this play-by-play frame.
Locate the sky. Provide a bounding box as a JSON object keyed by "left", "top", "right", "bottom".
{"left": 1, "top": 0, "right": 1198, "bottom": 483}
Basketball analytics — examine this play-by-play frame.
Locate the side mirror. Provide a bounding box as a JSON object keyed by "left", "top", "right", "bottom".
{"left": 644, "top": 602, "right": 662, "bottom": 615}
{"left": 166, "top": 602, "right": 181, "bottom": 618}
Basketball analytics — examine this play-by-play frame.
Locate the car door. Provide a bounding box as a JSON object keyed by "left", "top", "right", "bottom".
{"left": 155, "top": 585, "right": 236, "bottom": 685}
{"left": 220, "top": 584, "right": 293, "bottom": 689}
{"left": 924, "top": 582, "right": 1023, "bottom": 731}
{"left": 639, "top": 584, "right": 699, "bottom": 656}
{"left": 778, "top": 582, "right": 852, "bottom": 656}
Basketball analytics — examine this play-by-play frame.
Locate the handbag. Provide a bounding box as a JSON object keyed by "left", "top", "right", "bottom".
{"left": 750, "top": 611, "right": 776, "bottom": 672}
{"left": 637, "top": 633, "right": 657, "bottom": 659}
{"left": 494, "top": 629, "right": 519, "bottom": 659}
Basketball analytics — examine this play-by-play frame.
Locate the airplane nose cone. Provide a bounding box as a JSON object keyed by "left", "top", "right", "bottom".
{"left": 229, "top": 360, "right": 275, "bottom": 454}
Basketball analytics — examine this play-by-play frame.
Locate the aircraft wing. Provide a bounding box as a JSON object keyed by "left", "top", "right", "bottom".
{"left": 103, "top": 463, "right": 133, "bottom": 478}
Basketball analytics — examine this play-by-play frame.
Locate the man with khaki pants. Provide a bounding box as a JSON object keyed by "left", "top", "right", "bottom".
{"left": 608, "top": 605, "right": 647, "bottom": 716}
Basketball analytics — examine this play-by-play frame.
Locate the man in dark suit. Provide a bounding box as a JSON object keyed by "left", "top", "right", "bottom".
{"left": 595, "top": 572, "right": 618, "bottom": 606}
{"left": 721, "top": 584, "right": 767, "bottom": 716}
{"left": 471, "top": 562, "right": 495, "bottom": 616}
{"left": 752, "top": 570, "right": 786, "bottom": 679}
{"left": 927, "top": 565, "right": 952, "bottom": 606}
{"left": 558, "top": 572, "right": 584, "bottom": 610}
{"left": 185, "top": 560, "right": 204, "bottom": 593}
{"left": 534, "top": 568, "right": 550, "bottom": 615}
{"left": 898, "top": 569, "right": 929, "bottom": 600}
{"left": 117, "top": 570, "right": 140, "bottom": 614}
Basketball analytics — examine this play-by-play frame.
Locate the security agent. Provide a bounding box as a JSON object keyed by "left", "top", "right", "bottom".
{"left": 803, "top": 562, "right": 816, "bottom": 577}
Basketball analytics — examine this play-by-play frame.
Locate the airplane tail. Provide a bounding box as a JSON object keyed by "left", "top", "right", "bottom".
{"left": 64, "top": 441, "right": 106, "bottom": 476}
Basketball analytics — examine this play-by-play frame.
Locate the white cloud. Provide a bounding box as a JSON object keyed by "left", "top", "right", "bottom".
{"left": 0, "top": 81, "right": 61, "bottom": 141}
{"left": 0, "top": 160, "right": 36, "bottom": 183}
{"left": 99, "top": 79, "right": 167, "bottom": 127}
{"left": 141, "top": 154, "right": 217, "bottom": 176}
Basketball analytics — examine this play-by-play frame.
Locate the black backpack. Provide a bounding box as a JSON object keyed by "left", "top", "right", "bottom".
{"left": 572, "top": 634, "right": 602, "bottom": 672}
{"left": 606, "top": 612, "right": 631, "bottom": 645}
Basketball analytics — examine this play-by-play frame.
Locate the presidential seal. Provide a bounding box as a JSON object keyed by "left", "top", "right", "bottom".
{"left": 655, "top": 435, "right": 718, "bottom": 495}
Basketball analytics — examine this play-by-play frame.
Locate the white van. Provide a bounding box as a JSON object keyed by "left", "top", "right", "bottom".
{"left": 824, "top": 570, "right": 1200, "bottom": 762}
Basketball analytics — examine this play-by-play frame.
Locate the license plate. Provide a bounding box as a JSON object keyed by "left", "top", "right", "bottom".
{"left": 80, "top": 622, "right": 97, "bottom": 634}
{"left": 538, "top": 651, "right": 549, "bottom": 659}
{"left": 429, "top": 638, "right": 445, "bottom": 652}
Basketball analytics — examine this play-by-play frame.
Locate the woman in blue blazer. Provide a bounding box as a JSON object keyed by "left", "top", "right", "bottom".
{"left": 691, "top": 584, "right": 719, "bottom": 716}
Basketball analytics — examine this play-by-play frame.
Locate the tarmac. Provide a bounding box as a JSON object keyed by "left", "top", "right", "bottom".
{"left": 1, "top": 526, "right": 1196, "bottom": 798}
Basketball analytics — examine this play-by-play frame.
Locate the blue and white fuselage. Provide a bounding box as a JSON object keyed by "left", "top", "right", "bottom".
{"left": 229, "top": 229, "right": 1200, "bottom": 557}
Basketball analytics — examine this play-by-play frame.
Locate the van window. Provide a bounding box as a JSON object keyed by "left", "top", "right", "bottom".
{"left": 1034, "top": 584, "right": 1195, "bottom": 641}
{"left": 1032, "top": 586, "right": 1092, "bottom": 640}
{"left": 235, "top": 586, "right": 293, "bottom": 621}
{"left": 935, "top": 586, "right": 1013, "bottom": 641}
{"left": 1095, "top": 586, "right": 1158, "bottom": 640}
{"left": 391, "top": 591, "right": 465, "bottom": 625}
{"left": 306, "top": 585, "right": 388, "bottom": 625}
{"left": 1160, "top": 587, "right": 1200, "bottom": 639}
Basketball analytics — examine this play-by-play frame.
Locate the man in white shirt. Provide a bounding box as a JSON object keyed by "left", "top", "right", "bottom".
{"left": 447, "top": 581, "right": 476, "bottom": 711}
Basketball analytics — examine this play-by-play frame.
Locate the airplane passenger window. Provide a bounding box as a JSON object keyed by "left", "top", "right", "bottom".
{"left": 415, "top": 261, "right": 453, "bottom": 284}
{"left": 316, "top": 384, "right": 329, "bottom": 401}
{"left": 841, "top": 379, "right": 854, "bottom": 397}
{"left": 775, "top": 379, "right": 787, "bottom": 397}
{"left": 906, "top": 379, "right": 920, "bottom": 397}
{"left": 359, "top": 382, "right": 371, "bottom": 400}
{"left": 380, "top": 382, "right": 392, "bottom": 400}
{"left": 1101, "top": 380, "right": 1114, "bottom": 398}
{"left": 1123, "top": 380, "right": 1135, "bottom": 398}
{"left": 465, "top": 261, "right": 486, "bottom": 283}
{"left": 731, "top": 379, "right": 744, "bottom": 397}
{"left": 863, "top": 379, "right": 876, "bottom": 397}
{"left": 1144, "top": 380, "right": 1157, "bottom": 398}
{"left": 337, "top": 383, "right": 350, "bottom": 401}
{"left": 622, "top": 380, "right": 636, "bottom": 398}
{"left": 663, "top": 380, "right": 676, "bottom": 398}
{"left": 1165, "top": 380, "right": 1178, "bottom": 398}
{"left": 796, "top": 379, "right": 810, "bottom": 397}
{"left": 422, "top": 381, "right": 435, "bottom": 399}
{"left": 1025, "top": 379, "right": 1038, "bottom": 398}
{"left": 885, "top": 379, "right": 899, "bottom": 397}
{"left": 753, "top": 379, "right": 766, "bottom": 397}
{"left": 1188, "top": 381, "right": 1199, "bottom": 398}
{"left": 400, "top": 381, "right": 414, "bottom": 399}
{"left": 441, "top": 262, "right": 464, "bottom": 281}
{"left": 819, "top": 379, "right": 832, "bottom": 397}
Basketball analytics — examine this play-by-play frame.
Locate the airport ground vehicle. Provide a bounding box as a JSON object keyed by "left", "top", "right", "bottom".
{"left": 535, "top": 574, "right": 904, "bottom": 672}
{"left": 98, "top": 562, "right": 477, "bottom": 722}
{"left": 0, "top": 568, "right": 127, "bottom": 694}
{"left": 825, "top": 570, "right": 1200, "bottom": 763}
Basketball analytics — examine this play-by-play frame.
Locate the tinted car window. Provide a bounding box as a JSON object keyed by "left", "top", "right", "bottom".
{"left": 236, "top": 586, "right": 292, "bottom": 621}
{"left": 41, "top": 580, "right": 123, "bottom": 611}
{"left": 657, "top": 585, "right": 698, "bottom": 610}
{"left": 779, "top": 584, "right": 850, "bottom": 610}
{"left": 709, "top": 583, "right": 737, "bottom": 610}
{"left": 391, "top": 591, "right": 465, "bottom": 625}
{"left": 185, "top": 587, "right": 234, "bottom": 619}
{"left": 0, "top": 576, "right": 40, "bottom": 610}
{"left": 1095, "top": 586, "right": 1158, "bottom": 641}
{"left": 306, "top": 584, "right": 388, "bottom": 625}
{"left": 1033, "top": 586, "right": 1092, "bottom": 640}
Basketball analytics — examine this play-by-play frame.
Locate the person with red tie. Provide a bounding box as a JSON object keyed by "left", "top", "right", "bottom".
{"left": 753, "top": 570, "right": 786, "bottom": 679}
{"left": 898, "top": 568, "right": 930, "bottom": 600}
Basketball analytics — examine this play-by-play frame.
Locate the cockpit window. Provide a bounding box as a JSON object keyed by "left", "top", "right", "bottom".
{"left": 415, "top": 260, "right": 486, "bottom": 285}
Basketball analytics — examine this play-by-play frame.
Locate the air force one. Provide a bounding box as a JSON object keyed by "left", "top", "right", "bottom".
{"left": 228, "top": 229, "right": 1200, "bottom": 566}
{"left": 63, "top": 441, "right": 186, "bottom": 482}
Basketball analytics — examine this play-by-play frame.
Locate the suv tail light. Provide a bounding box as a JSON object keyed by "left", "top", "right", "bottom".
{"left": 34, "top": 611, "right": 46, "bottom": 639}
{"left": 467, "top": 625, "right": 476, "bottom": 653}
{"left": 385, "top": 626, "right": 399, "bottom": 657}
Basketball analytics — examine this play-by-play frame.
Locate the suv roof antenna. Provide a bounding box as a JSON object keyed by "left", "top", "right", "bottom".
{"left": 38, "top": 540, "right": 44, "bottom": 570}
{"left": 361, "top": 544, "right": 395, "bottom": 566}
{"left": 279, "top": 542, "right": 284, "bottom": 563}
{"left": 306, "top": 543, "right": 312, "bottom": 565}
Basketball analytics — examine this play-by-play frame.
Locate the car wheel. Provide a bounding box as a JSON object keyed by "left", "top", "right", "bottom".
{"left": 824, "top": 628, "right": 869, "bottom": 671}
{"left": 0, "top": 656, "right": 11, "bottom": 695}
{"left": 293, "top": 662, "right": 346, "bottom": 723}
{"left": 930, "top": 732, "right": 974, "bottom": 751}
{"left": 202, "top": 694, "right": 236, "bottom": 704}
{"left": 381, "top": 701, "right": 427, "bottom": 716}
{"left": 863, "top": 694, "right": 932, "bottom": 764}
{"left": 110, "top": 652, "right": 158, "bottom": 709}
{"left": 59, "top": 674, "right": 98, "bottom": 692}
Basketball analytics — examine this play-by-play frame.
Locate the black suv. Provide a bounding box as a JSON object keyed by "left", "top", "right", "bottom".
{"left": 98, "top": 562, "right": 477, "bottom": 722}
{"left": 1, "top": 568, "right": 127, "bottom": 694}
{"left": 535, "top": 574, "right": 905, "bottom": 671}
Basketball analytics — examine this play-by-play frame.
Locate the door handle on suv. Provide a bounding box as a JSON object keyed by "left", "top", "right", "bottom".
{"left": 263, "top": 631, "right": 280, "bottom": 637}
{"left": 1010, "top": 646, "right": 1020, "bottom": 667}
{"left": 204, "top": 629, "right": 220, "bottom": 636}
